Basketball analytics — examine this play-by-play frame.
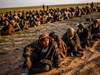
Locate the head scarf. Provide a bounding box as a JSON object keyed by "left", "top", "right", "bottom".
{"left": 93, "top": 19, "right": 99, "bottom": 25}
{"left": 39, "top": 34, "right": 52, "bottom": 49}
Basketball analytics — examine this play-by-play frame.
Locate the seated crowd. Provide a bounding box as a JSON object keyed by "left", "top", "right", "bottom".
{"left": 0, "top": 2, "right": 100, "bottom": 35}
{"left": 0, "top": 2, "right": 100, "bottom": 74}
{"left": 23, "top": 19, "right": 100, "bottom": 74}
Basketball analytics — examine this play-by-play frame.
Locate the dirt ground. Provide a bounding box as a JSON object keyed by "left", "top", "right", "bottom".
{"left": 0, "top": 12, "right": 100, "bottom": 75}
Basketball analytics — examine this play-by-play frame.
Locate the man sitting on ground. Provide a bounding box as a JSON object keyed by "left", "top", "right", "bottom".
{"left": 62, "top": 28, "right": 83, "bottom": 57}
{"left": 19, "top": 19, "right": 28, "bottom": 30}
{"left": 1, "top": 19, "right": 15, "bottom": 35}
{"left": 10, "top": 20, "right": 21, "bottom": 31}
{"left": 49, "top": 32, "right": 67, "bottom": 61}
{"left": 28, "top": 17, "right": 38, "bottom": 27}
{"left": 23, "top": 34, "right": 61, "bottom": 74}
{"left": 77, "top": 23, "right": 93, "bottom": 48}
{"left": 88, "top": 19, "right": 100, "bottom": 40}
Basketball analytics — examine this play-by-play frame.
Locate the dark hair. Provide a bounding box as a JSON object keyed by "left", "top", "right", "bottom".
{"left": 49, "top": 32, "right": 59, "bottom": 44}
{"left": 5, "top": 19, "right": 9, "bottom": 22}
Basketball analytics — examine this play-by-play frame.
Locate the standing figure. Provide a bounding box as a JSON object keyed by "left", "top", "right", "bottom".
{"left": 42, "top": 4, "right": 45, "bottom": 11}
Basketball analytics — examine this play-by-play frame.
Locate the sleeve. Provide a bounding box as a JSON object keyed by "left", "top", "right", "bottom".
{"left": 69, "top": 39, "right": 76, "bottom": 47}
{"left": 68, "top": 33, "right": 79, "bottom": 47}
{"left": 23, "top": 42, "right": 35, "bottom": 58}
{"left": 85, "top": 28, "right": 91, "bottom": 40}
{"left": 1, "top": 27, "right": 5, "bottom": 34}
{"left": 8, "top": 25, "right": 15, "bottom": 35}
{"left": 62, "top": 33, "right": 66, "bottom": 43}
{"left": 53, "top": 43, "right": 61, "bottom": 68}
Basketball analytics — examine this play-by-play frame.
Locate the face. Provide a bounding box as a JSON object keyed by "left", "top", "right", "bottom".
{"left": 40, "top": 38, "right": 49, "bottom": 46}
{"left": 79, "top": 27, "right": 82, "bottom": 30}
{"left": 68, "top": 30, "right": 74, "bottom": 37}
{"left": 34, "top": 16, "right": 37, "bottom": 19}
{"left": 55, "top": 12, "right": 57, "bottom": 15}
{"left": 93, "top": 23, "right": 98, "bottom": 28}
{"left": 52, "top": 38, "right": 54, "bottom": 41}
{"left": 64, "top": 11, "right": 66, "bottom": 14}
{"left": 5, "top": 20, "right": 9, "bottom": 25}
{"left": 31, "top": 18, "right": 33, "bottom": 20}
{"left": 68, "top": 32, "right": 72, "bottom": 37}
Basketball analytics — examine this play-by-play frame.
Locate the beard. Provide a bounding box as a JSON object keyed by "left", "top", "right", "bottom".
{"left": 93, "top": 24, "right": 98, "bottom": 28}
{"left": 79, "top": 29, "right": 84, "bottom": 33}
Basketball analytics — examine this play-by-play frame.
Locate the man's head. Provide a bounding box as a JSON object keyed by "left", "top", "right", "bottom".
{"left": 6, "top": 12, "right": 8, "bottom": 14}
{"left": 10, "top": 20, "right": 16, "bottom": 26}
{"left": 31, "top": 17, "right": 33, "bottom": 20}
{"left": 39, "top": 34, "right": 52, "bottom": 49}
{"left": 93, "top": 19, "right": 99, "bottom": 28}
{"left": 49, "top": 32, "right": 58, "bottom": 42}
{"left": 64, "top": 11, "right": 66, "bottom": 14}
{"left": 48, "top": 13, "right": 51, "bottom": 17}
{"left": 78, "top": 23, "right": 85, "bottom": 30}
{"left": 67, "top": 28, "right": 75, "bottom": 37}
{"left": 55, "top": 12, "right": 57, "bottom": 15}
{"left": 5, "top": 19, "right": 9, "bottom": 26}
{"left": 58, "top": 12, "right": 61, "bottom": 15}
{"left": 34, "top": 15, "right": 37, "bottom": 19}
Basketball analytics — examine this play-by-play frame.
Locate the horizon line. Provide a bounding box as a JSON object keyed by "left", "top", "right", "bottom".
{"left": 0, "top": 2, "right": 99, "bottom": 9}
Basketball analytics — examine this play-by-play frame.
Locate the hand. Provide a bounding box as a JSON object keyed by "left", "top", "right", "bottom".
{"left": 26, "top": 57, "right": 32, "bottom": 68}
{"left": 74, "top": 47, "right": 78, "bottom": 52}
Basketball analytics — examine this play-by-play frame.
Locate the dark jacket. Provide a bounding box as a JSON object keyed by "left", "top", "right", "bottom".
{"left": 57, "top": 38, "right": 67, "bottom": 59}
{"left": 23, "top": 40, "right": 61, "bottom": 68}
{"left": 62, "top": 32, "right": 82, "bottom": 49}
{"left": 88, "top": 24, "right": 100, "bottom": 34}
{"left": 77, "top": 28, "right": 91, "bottom": 42}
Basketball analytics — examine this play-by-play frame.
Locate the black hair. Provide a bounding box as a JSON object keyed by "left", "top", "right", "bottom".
{"left": 49, "top": 32, "right": 59, "bottom": 44}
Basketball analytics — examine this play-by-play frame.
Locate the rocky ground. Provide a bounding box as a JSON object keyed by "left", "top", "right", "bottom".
{"left": 0, "top": 12, "right": 100, "bottom": 75}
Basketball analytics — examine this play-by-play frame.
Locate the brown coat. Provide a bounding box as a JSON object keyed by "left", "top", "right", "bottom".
{"left": 57, "top": 38, "right": 67, "bottom": 59}
{"left": 1, "top": 24, "right": 15, "bottom": 35}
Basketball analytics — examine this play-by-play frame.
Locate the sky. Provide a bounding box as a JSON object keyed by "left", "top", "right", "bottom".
{"left": 0, "top": 0, "right": 100, "bottom": 8}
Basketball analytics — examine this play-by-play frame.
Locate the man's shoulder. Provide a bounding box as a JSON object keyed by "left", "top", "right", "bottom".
{"left": 51, "top": 41, "right": 59, "bottom": 50}
{"left": 84, "top": 28, "right": 89, "bottom": 31}
{"left": 9, "top": 24, "right": 13, "bottom": 27}
{"left": 62, "top": 32, "right": 67, "bottom": 37}
{"left": 25, "top": 40, "right": 39, "bottom": 48}
{"left": 74, "top": 32, "right": 79, "bottom": 37}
